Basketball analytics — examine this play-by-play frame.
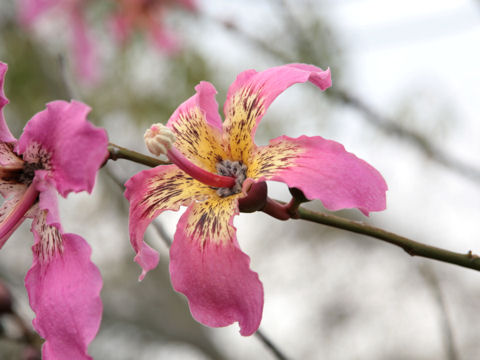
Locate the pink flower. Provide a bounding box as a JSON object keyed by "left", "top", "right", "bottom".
{"left": 110, "top": 0, "right": 196, "bottom": 53}
{"left": 18, "top": 0, "right": 98, "bottom": 83}
{"left": 0, "top": 62, "right": 108, "bottom": 359}
{"left": 125, "top": 64, "right": 387, "bottom": 335}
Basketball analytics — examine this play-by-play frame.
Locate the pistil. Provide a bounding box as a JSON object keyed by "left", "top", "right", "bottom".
{"left": 144, "top": 123, "right": 236, "bottom": 188}
{"left": 168, "top": 147, "right": 235, "bottom": 188}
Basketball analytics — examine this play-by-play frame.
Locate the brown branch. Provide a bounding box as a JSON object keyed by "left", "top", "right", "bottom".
{"left": 295, "top": 204, "right": 480, "bottom": 272}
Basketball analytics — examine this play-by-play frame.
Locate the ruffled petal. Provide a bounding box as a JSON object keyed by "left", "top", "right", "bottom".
{"left": 223, "top": 64, "right": 331, "bottom": 164}
{"left": 166, "top": 82, "right": 227, "bottom": 172}
{"left": 15, "top": 100, "right": 108, "bottom": 197}
{"left": 125, "top": 165, "right": 212, "bottom": 280}
{"left": 25, "top": 211, "right": 102, "bottom": 360}
{"left": 170, "top": 197, "right": 263, "bottom": 336}
{"left": 249, "top": 135, "right": 387, "bottom": 215}
{"left": 0, "top": 62, "right": 15, "bottom": 143}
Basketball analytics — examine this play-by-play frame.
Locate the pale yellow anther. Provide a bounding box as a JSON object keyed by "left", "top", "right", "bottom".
{"left": 144, "top": 123, "right": 176, "bottom": 157}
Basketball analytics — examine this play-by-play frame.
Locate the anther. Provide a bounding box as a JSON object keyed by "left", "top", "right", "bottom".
{"left": 215, "top": 160, "right": 247, "bottom": 197}
{"left": 144, "top": 123, "right": 176, "bottom": 157}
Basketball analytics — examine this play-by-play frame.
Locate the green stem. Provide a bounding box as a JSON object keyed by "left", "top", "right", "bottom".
{"left": 108, "top": 142, "right": 170, "bottom": 167}
{"left": 295, "top": 205, "right": 480, "bottom": 272}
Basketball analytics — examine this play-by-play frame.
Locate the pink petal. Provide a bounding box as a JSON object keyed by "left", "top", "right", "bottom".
{"left": 15, "top": 100, "right": 108, "bottom": 197}
{"left": 70, "top": 5, "right": 99, "bottom": 84}
{"left": 166, "top": 81, "right": 227, "bottom": 172}
{"left": 168, "top": 81, "right": 223, "bottom": 130}
{"left": 25, "top": 212, "right": 102, "bottom": 360}
{"left": 35, "top": 171, "right": 61, "bottom": 228}
{"left": 0, "top": 62, "right": 15, "bottom": 143}
{"left": 223, "top": 63, "right": 331, "bottom": 140}
{"left": 170, "top": 200, "right": 263, "bottom": 336}
{"left": 223, "top": 64, "right": 331, "bottom": 163}
{"left": 251, "top": 135, "right": 387, "bottom": 215}
{"left": 124, "top": 165, "right": 211, "bottom": 280}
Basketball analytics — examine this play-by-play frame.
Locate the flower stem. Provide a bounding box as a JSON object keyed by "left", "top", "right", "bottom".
{"left": 108, "top": 142, "right": 170, "bottom": 167}
{"left": 294, "top": 205, "right": 480, "bottom": 272}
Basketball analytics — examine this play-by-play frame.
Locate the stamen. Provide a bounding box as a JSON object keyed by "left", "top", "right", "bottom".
{"left": 33, "top": 212, "right": 64, "bottom": 264}
{"left": 216, "top": 160, "right": 248, "bottom": 197}
{"left": 144, "top": 123, "right": 236, "bottom": 188}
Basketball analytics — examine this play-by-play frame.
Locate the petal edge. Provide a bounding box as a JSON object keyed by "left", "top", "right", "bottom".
{"left": 250, "top": 135, "right": 388, "bottom": 215}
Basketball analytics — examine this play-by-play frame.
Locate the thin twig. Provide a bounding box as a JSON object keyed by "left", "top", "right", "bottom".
{"left": 255, "top": 328, "right": 290, "bottom": 360}
{"left": 330, "top": 88, "right": 480, "bottom": 182}
{"left": 102, "top": 167, "right": 173, "bottom": 250}
{"left": 57, "top": 54, "right": 80, "bottom": 100}
{"left": 295, "top": 204, "right": 480, "bottom": 272}
{"left": 0, "top": 278, "right": 42, "bottom": 357}
{"left": 108, "top": 142, "right": 170, "bottom": 168}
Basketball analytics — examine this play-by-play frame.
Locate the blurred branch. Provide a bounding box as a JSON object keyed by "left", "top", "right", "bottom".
{"left": 329, "top": 88, "right": 480, "bottom": 183}
{"left": 57, "top": 55, "right": 80, "bottom": 100}
{"left": 0, "top": 279, "right": 42, "bottom": 359}
{"left": 151, "top": 218, "right": 172, "bottom": 247}
{"left": 295, "top": 204, "right": 480, "bottom": 272}
{"left": 255, "top": 328, "right": 290, "bottom": 360}
{"left": 418, "top": 265, "right": 459, "bottom": 360}
{"left": 212, "top": 8, "right": 480, "bottom": 184}
{"left": 102, "top": 167, "right": 173, "bottom": 249}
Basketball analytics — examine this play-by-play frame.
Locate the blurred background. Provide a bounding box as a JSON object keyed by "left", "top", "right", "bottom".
{"left": 0, "top": 0, "right": 480, "bottom": 359}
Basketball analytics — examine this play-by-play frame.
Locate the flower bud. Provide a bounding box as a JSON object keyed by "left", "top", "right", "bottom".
{"left": 144, "top": 123, "right": 176, "bottom": 157}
